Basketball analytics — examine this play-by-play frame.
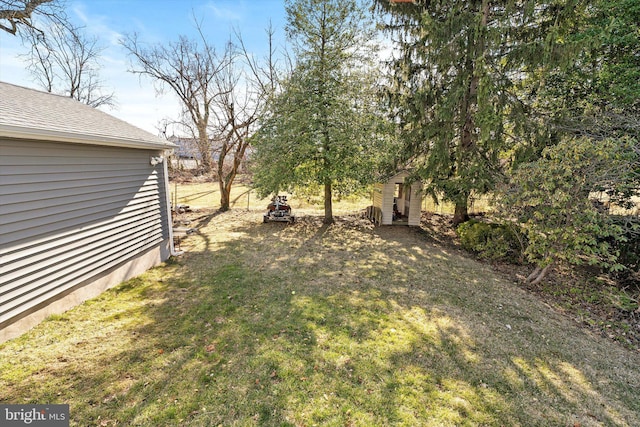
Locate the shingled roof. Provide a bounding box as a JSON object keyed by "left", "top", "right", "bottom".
{"left": 0, "top": 81, "right": 174, "bottom": 150}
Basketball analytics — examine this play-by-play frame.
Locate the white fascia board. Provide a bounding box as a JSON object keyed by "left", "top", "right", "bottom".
{"left": 0, "top": 124, "right": 177, "bottom": 151}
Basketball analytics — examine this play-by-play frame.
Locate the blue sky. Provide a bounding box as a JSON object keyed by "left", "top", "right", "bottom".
{"left": 0, "top": 0, "right": 288, "bottom": 134}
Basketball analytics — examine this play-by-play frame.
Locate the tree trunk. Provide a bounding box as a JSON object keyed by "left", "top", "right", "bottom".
{"left": 197, "top": 124, "right": 213, "bottom": 174}
{"left": 526, "top": 264, "right": 552, "bottom": 285}
{"left": 220, "top": 168, "right": 237, "bottom": 212}
{"left": 452, "top": 200, "right": 469, "bottom": 226}
{"left": 323, "top": 179, "right": 334, "bottom": 224}
{"left": 219, "top": 179, "right": 230, "bottom": 212}
{"left": 451, "top": 0, "right": 488, "bottom": 228}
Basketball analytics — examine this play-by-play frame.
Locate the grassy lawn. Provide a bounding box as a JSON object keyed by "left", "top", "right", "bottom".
{"left": 1, "top": 185, "right": 640, "bottom": 426}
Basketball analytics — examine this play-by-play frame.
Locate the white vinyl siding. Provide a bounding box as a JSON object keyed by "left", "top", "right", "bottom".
{"left": 0, "top": 139, "right": 169, "bottom": 327}
{"left": 370, "top": 172, "right": 422, "bottom": 226}
{"left": 406, "top": 186, "right": 422, "bottom": 226}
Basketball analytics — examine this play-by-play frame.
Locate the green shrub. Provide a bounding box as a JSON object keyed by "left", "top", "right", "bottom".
{"left": 608, "top": 216, "right": 640, "bottom": 285}
{"left": 495, "top": 137, "right": 638, "bottom": 274}
{"left": 457, "top": 219, "right": 525, "bottom": 263}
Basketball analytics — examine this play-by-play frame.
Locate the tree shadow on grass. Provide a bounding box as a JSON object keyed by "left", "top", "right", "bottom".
{"left": 1, "top": 212, "right": 640, "bottom": 426}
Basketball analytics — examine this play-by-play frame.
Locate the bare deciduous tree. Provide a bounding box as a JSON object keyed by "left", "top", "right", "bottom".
{"left": 122, "top": 30, "right": 232, "bottom": 175}
{"left": 122, "top": 23, "right": 274, "bottom": 211}
{"left": 211, "top": 57, "right": 259, "bottom": 210}
{"left": 22, "top": 23, "right": 115, "bottom": 108}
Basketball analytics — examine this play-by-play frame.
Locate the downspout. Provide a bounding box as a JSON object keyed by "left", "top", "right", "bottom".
{"left": 161, "top": 150, "right": 184, "bottom": 256}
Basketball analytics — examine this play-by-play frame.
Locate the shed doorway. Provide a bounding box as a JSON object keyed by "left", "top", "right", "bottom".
{"left": 393, "top": 183, "right": 409, "bottom": 224}
{"left": 368, "top": 170, "right": 422, "bottom": 226}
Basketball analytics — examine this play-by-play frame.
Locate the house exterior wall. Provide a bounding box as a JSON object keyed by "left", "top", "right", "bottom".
{"left": 0, "top": 139, "right": 171, "bottom": 341}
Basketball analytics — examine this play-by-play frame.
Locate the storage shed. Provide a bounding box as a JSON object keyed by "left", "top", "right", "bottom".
{"left": 368, "top": 170, "right": 422, "bottom": 226}
{"left": 0, "top": 82, "right": 177, "bottom": 342}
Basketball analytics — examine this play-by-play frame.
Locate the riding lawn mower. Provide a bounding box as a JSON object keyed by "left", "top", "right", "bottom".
{"left": 263, "top": 195, "right": 295, "bottom": 223}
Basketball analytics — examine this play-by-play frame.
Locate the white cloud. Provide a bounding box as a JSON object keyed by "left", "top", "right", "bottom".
{"left": 0, "top": 34, "right": 33, "bottom": 87}
{"left": 71, "top": 3, "right": 123, "bottom": 47}
{"left": 207, "top": 2, "right": 244, "bottom": 21}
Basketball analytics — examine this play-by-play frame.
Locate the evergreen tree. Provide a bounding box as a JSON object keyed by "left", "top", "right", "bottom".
{"left": 535, "top": 0, "right": 639, "bottom": 139}
{"left": 376, "top": 0, "right": 585, "bottom": 224}
{"left": 252, "top": 0, "right": 390, "bottom": 223}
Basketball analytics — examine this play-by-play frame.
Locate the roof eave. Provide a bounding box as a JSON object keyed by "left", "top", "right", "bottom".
{"left": 0, "top": 124, "right": 176, "bottom": 151}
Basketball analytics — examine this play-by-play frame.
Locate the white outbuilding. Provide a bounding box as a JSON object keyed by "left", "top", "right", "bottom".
{"left": 367, "top": 170, "right": 422, "bottom": 226}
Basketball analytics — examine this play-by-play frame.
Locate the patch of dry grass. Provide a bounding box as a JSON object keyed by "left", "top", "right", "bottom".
{"left": 170, "top": 181, "right": 261, "bottom": 210}
{"left": 2, "top": 201, "right": 640, "bottom": 426}
{"left": 169, "top": 179, "right": 371, "bottom": 216}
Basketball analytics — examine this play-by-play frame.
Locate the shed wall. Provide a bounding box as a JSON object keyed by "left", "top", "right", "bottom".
{"left": 407, "top": 183, "right": 422, "bottom": 226}
{"left": 381, "top": 182, "right": 397, "bottom": 225}
{"left": 373, "top": 184, "right": 384, "bottom": 209}
{"left": 0, "top": 139, "right": 170, "bottom": 332}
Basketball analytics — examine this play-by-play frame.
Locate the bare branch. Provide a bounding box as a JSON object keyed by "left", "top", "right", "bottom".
{"left": 21, "top": 22, "right": 116, "bottom": 108}
{"left": 0, "top": 0, "right": 65, "bottom": 37}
